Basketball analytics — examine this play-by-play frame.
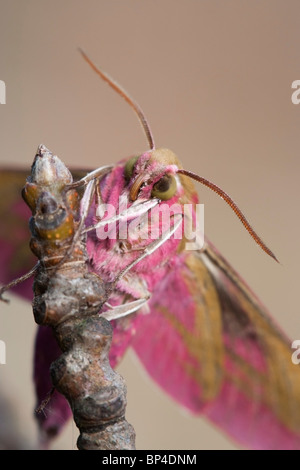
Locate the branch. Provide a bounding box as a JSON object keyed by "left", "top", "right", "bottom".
{"left": 24, "top": 145, "right": 135, "bottom": 450}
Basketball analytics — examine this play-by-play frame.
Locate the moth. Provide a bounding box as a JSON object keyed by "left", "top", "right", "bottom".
{"left": 0, "top": 51, "right": 300, "bottom": 450}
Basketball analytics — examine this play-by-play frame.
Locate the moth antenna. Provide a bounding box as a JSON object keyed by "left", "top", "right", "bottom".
{"left": 35, "top": 387, "right": 55, "bottom": 414}
{"left": 78, "top": 48, "right": 155, "bottom": 151}
{"left": 177, "top": 169, "right": 278, "bottom": 262}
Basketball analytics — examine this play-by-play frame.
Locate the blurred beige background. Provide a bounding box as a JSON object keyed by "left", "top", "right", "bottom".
{"left": 0, "top": 0, "right": 300, "bottom": 450}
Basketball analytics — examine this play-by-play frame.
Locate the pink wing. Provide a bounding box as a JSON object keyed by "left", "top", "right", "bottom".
{"left": 131, "top": 245, "right": 300, "bottom": 450}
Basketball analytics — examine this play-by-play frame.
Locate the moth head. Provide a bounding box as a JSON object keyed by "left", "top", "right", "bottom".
{"left": 124, "top": 148, "right": 183, "bottom": 202}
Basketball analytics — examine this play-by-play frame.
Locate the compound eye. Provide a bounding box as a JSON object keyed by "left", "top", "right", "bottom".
{"left": 151, "top": 174, "right": 177, "bottom": 200}
{"left": 124, "top": 156, "right": 139, "bottom": 181}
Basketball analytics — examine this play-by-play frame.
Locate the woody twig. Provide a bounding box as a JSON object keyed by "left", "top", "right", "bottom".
{"left": 23, "top": 144, "right": 136, "bottom": 450}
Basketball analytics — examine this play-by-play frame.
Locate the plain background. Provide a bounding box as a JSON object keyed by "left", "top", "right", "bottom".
{"left": 0, "top": 0, "right": 299, "bottom": 450}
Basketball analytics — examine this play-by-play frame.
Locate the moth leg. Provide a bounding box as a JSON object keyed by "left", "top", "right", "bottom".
{"left": 116, "top": 213, "right": 183, "bottom": 280}
{"left": 66, "top": 165, "right": 113, "bottom": 189}
{"left": 52, "top": 179, "right": 97, "bottom": 272}
{"left": 0, "top": 263, "right": 39, "bottom": 303}
{"left": 35, "top": 387, "right": 55, "bottom": 415}
{"left": 101, "top": 213, "right": 183, "bottom": 316}
{"left": 69, "top": 179, "right": 97, "bottom": 248}
{"left": 104, "top": 301, "right": 114, "bottom": 309}
{"left": 56, "top": 163, "right": 112, "bottom": 269}
{"left": 94, "top": 182, "right": 103, "bottom": 223}
{"left": 84, "top": 198, "right": 159, "bottom": 234}
{"left": 101, "top": 297, "right": 149, "bottom": 321}
{"left": 57, "top": 167, "right": 114, "bottom": 269}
